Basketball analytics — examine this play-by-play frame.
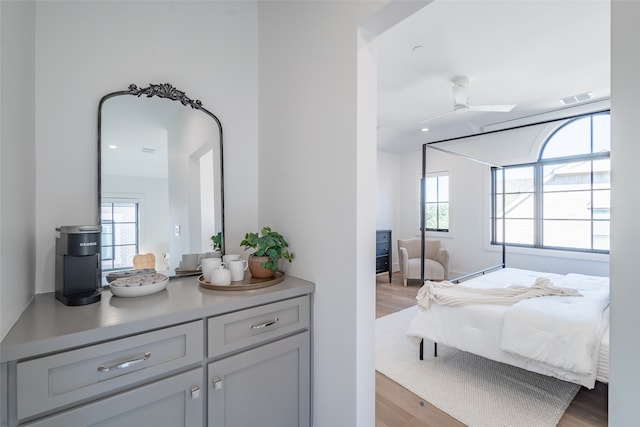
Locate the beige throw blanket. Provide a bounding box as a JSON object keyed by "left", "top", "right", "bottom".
{"left": 416, "top": 277, "right": 582, "bottom": 309}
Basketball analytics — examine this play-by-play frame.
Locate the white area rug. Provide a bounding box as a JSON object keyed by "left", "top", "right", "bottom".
{"left": 376, "top": 306, "right": 581, "bottom": 427}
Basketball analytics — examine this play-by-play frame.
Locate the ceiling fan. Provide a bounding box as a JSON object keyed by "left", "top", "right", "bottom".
{"left": 421, "top": 76, "right": 516, "bottom": 124}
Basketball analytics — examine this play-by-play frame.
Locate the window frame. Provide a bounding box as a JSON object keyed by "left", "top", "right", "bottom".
{"left": 422, "top": 171, "right": 450, "bottom": 233}
{"left": 100, "top": 198, "right": 140, "bottom": 272}
{"left": 490, "top": 112, "right": 610, "bottom": 254}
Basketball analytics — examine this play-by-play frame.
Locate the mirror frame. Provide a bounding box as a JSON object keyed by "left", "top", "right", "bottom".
{"left": 97, "top": 83, "right": 225, "bottom": 261}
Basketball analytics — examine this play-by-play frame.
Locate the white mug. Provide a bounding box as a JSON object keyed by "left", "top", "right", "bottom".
{"left": 229, "top": 259, "right": 249, "bottom": 281}
{"left": 201, "top": 258, "right": 224, "bottom": 282}
{"left": 222, "top": 254, "right": 242, "bottom": 265}
{"left": 181, "top": 253, "right": 200, "bottom": 270}
{"left": 210, "top": 267, "right": 231, "bottom": 286}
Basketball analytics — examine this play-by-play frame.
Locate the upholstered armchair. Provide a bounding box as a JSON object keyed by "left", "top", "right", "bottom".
{"left": 397, "top": 238, "right": 450, "bottom": 286}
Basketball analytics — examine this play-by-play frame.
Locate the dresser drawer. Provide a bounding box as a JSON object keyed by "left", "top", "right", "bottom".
{"left": 376, "top": 230, "right": 390, "bottom": 243}
{"left": 208, "top": 296, "right": 309, "bottom": 359}
{"left": 21, "top": 368, "right": 203, "bottom": 427}
{"left": 376, "top": 257, "right": 389, "bottom": 271}
{"left": 16, "top": 320, "right": 203, "bottom": 421}
{"left": 376, "top": 243, "right": 389, "bottom": 256}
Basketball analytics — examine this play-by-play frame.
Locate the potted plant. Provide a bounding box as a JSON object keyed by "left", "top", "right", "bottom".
{"left": 240, "top": 226, "right": 294, "bottom": 278}
{"left": 210, "top": 232, "right": 222, "bottom": 253}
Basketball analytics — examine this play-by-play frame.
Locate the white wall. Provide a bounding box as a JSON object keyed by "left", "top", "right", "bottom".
{"left": 396, "top": 149, "right": 423, "bottom": 240}
{"left": 610, "top": 1, "right": 640, "bottom": 423}
{"left": 0, "top": 0, "right": 36, "bottom": 340}
{"left": 376, "top": 151, "right": 402, "bottom": 269}
{"left": 258, "top": 4, "right": 376, "bottom": 425}
{"left": 167, "top": 107, "right": 221, "bottom": 267}
{"left": 258, "top": 1, "right": 428, "bottom": 425}
{"left": 33, "top": 1, "right": 259, "bottom": 293}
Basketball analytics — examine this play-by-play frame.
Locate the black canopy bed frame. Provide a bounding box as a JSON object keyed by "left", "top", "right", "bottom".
{"left": 416, "top": 108, "right": 611, "bottom": 361}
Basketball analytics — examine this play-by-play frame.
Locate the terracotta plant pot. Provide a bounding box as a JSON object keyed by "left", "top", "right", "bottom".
{"left": 248, "top": 255, "right": 275, "bottom": 279}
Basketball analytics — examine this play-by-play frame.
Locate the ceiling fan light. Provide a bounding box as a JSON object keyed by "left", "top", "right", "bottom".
{"left": 453, "top": 104, "right": 469, "bottom": 113}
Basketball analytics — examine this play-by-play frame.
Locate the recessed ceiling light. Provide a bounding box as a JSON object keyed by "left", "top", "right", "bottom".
{"left": 421, "top": 127, "right": 429, "bottom": 132}
{"left": 108, "top": 144, "right": 118, "bottom": 149}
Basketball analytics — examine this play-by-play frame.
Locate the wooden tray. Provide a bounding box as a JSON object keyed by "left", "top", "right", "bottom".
{"left": 198, "top": 272, "right": 284, "bottom": 291}
{"left": 175, "top": 267, "right": 202, "bottom": 276}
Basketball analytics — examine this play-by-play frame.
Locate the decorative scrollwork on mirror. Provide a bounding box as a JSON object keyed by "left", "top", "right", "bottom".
{"left": 128, "top": 83, "right": 203, "bottom": 109}
{"left": 98, "top": 83, "right": 224, "bottom": 276}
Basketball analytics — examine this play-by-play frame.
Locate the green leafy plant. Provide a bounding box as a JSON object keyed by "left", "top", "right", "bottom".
{"left": 240, "top": 226, "right": 294, "bottom": 272}
{"left": 210, "top": 232, "right": 222, "bottom": 252}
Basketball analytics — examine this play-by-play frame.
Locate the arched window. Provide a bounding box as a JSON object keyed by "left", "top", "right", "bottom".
{"left": 491, "top": 112, "right": 610, "bottom": 252}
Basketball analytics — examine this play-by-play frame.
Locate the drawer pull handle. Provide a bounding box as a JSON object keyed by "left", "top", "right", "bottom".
{"left": 191, "top": 386, "right": 201, "bottom": 400}
{"left": 250, "top": 317, "right": 279, "bottom": 330}
{"left": 97, "top": 352, "right": 151, "bottom": 372}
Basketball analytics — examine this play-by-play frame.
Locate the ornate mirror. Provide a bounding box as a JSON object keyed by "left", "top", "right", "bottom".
{"left": 98, "top": 83, "right": 224, "bottom": 276}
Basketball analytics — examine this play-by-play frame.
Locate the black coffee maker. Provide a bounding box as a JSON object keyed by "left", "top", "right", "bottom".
{"left": 55, "top": 225, "right": 102, "bottom": 306}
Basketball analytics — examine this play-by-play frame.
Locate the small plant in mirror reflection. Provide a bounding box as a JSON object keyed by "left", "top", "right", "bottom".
{"left": 210, "top": 232, "right": 222, "bottom": 252}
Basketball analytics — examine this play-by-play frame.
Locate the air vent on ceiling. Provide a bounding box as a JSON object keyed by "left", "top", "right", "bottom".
{"left": 141, "top": 147, "right": 156, "bottom": 154}
{"left": 560, "top": 92, "right": 592, "bottom": 105}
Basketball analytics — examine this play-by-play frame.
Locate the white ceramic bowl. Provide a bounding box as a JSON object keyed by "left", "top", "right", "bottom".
{"left": 109, "top": 274, "right": 169, "bottom": 298}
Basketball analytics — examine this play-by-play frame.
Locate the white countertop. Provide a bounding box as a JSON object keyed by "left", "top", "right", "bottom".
{"left": 1, "top": 274, "right": 314, "bottom": 363}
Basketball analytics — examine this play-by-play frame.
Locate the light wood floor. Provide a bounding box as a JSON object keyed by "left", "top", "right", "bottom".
{"left": 375, "top": 273, "right": 609, "bottom": 427}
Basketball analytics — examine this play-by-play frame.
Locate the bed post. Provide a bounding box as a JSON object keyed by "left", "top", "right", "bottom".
{"left": 501, "top": 166, "right": 506, "bottom": 269}
{"left": 419, "top": 339, "right": 438, "bottom": 359}
{"left": 420, "top": 144, "right": 426, "bottom": 285}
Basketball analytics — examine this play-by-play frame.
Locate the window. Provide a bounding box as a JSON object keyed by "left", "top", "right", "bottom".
{"left": 491, "top": 112, "right": 610, "bottom": 252}
{"left": 424, "top": 173, "right": 449, "bottom": 232}
{"left": 101, "top": 199, "right": 139, "bottom": 271}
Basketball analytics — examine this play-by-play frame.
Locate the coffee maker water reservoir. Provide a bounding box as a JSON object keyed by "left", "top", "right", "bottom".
{"left": 55, "top": 225, "right": 102, "bottom": 306}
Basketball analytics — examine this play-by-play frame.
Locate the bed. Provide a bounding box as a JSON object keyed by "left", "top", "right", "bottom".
{"left": 406, "top": 267, "right": 610, "bottom": 389}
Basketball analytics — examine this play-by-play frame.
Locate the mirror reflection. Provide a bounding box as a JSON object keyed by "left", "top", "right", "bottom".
{"left": 99, "top": 84, "right": 224, "bottom": 277}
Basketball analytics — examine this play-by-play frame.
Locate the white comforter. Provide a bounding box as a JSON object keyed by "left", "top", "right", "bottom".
{"left": 406, "top": 268, "right": 610, "bottom": 388}
{"left": 500, "top": 273, "right": 610, "bottom": 376}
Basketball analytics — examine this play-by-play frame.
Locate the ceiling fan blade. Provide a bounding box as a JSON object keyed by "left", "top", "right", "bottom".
{"left": 468, "top": 104, "right": 516, "bottom": 112}
{"left": 420, "top": 110, "right": 456, "bottom": 124}
{"left": 421, "top": 77, "right": 515, "bottom": 124}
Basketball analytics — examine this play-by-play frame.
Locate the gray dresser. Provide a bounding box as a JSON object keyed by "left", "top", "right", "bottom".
{"left": 0, "top": 275, "right": 314, "bottom": 427}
